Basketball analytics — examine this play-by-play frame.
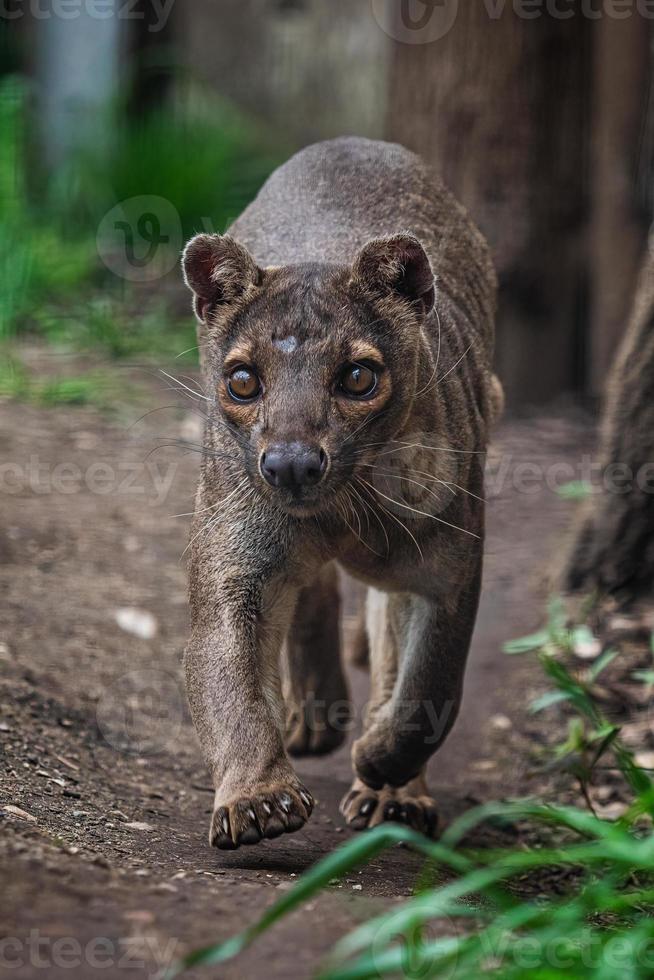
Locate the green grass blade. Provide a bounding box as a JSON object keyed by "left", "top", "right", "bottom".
{"left": 503, "top": 629, "right": 550, "bottom": 654}
{"left": 530, "top": 689, "right": 573, "bottom": 713}
{"left": 166, "top": 825, "right": 431, "bottom": 976}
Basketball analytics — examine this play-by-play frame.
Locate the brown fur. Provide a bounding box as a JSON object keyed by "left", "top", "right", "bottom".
{"left": 181, "top": 138, "right": 499, "bottom": 847}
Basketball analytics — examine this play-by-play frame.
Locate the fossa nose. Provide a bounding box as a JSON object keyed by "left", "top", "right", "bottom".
{"left": 260, "top": 442, "right": 327, "bottom": 489}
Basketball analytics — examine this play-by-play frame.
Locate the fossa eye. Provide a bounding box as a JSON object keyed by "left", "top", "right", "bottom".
{"left": 338, "top": 362, "right": 378, "bottom": 399}
{"left": 227, "top": 366, "right": 261, "bottom": 402}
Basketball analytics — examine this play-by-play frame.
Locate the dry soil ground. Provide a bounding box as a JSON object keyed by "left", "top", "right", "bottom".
{"left": 0, "top": 352, "right": 595, "bottom": 979}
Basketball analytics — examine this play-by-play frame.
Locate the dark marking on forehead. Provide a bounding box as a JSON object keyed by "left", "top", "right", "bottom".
{"left": 262, "top": 267, "right": 342, "bottom": 347}
{"left": 223, "top": 261, "right": 352, "bottom": 354}
{"left": 273, "top": 336, "right": 299, "bottom": 353}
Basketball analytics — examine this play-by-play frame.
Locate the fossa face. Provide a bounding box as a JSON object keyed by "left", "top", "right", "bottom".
{"left": 183, "top": 233, "right": 435, "bottom": 517}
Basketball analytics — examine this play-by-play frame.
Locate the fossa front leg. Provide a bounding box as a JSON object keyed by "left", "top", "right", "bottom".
{"left": 185, "top": 528, "right": 314, "bottom": 849}
{"left": 342, "top": 554, "right": 482, "bottom": 836}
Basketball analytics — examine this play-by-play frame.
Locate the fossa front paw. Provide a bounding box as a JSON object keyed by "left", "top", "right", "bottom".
{"left": 210, "top": 782, "right": 314, "bottom": 849}
{"left": 351, "top": 727, "right": 416, "bottom": 790}
{"left": 340, "top": 776, "right": 439, "bottom": 837}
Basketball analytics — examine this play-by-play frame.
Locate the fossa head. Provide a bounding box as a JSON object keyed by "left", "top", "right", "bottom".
{"left": 182, "top": 232, "right": 435, "bottom": 516}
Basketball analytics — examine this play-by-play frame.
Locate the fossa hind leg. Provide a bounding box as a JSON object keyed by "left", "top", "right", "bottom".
{"left": 284, "top": 563, "right": 350, "bottom": 757}
{"left": 340, "top": 588, "right": 440, "bottom": 834}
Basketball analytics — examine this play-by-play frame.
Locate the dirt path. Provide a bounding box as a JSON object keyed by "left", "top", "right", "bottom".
{"left": 0, "top": 357, "right": 594, "bottom": 979}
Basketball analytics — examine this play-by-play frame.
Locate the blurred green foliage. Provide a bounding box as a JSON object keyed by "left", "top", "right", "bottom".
{"left": 0, "top": 352, "right": 127, "bottom": 410}
{"left": 62, "top": 101, "right": 283, "bottom": 243}
{"left": 0, "top": 74, "right": 281, "bottom": 361}
{"left": 0, "top": 77, "right": 95, "bottom": 338}
{"left": 171, "top": 608, "right": 654, "bottom": 980}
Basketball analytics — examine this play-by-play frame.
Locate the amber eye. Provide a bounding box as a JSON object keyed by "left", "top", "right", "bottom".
{"left": 227, "top": 366, "right": 261, "bottom": 402}
{"left": 338, "top": 362, "right": 378, "bottom": 399}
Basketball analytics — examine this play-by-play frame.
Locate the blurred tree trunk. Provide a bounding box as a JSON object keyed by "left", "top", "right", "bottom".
{"left": 33, "top": 14, "right": 121, "bottom": 169}
{"left": 588, "top": 17, "right": 650, "bottom": 397}
{"left": 127, "top": 1, "right": 178, "bottom": 117}
{"left": 182, "top": 0, "right": 389, "bottom": 145}
{"left": 387, "top": 6, "right": 590, "bottom": 406}
{"left": 565, "top": 244, "right": 654, "bottom": 604}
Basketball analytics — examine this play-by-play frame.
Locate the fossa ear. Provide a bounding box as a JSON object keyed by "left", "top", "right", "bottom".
{"left": 351, "top": 233, "right": 435, "bottom": 314}
{"left": 182, "top": 234, "right": 262, "bottom": 323}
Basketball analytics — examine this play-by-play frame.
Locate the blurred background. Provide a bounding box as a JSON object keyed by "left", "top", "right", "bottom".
{"left": 1, "top": 0, "right": 653, "bottom": 408}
